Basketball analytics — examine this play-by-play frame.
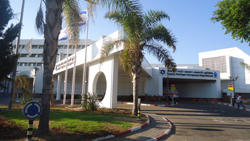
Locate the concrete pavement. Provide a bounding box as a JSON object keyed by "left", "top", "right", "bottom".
{"left": 117, "top": 102, "right": 250, "bottom": 141}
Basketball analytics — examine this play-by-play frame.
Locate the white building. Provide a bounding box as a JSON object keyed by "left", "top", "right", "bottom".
{"left": 8, "top": 30, "right": 250, "bottom": 108}
{"left": 14, "top": 39, "right": 96, "bottom": 94}
{"left": 199, "top": 47, "right": 250, "bottom": 98}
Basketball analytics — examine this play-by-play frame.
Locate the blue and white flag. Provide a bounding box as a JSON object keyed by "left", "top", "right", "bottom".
{"left": 58, "top": 27, "right": 70, "bottom": 42}
{"left": 78, "top": 10, "right": 87, "bottom": 26}
{"left": 58, "top": 10, "right": 87, "bottom": 42}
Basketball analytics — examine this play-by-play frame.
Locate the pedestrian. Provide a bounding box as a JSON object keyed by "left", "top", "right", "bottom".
{"left": 236, "top": 94, "right": 245, "bottom": 110}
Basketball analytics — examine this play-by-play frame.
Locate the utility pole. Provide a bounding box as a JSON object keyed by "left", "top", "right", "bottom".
{"left": 8, "top": 0, "right": 25, "bottom": 110}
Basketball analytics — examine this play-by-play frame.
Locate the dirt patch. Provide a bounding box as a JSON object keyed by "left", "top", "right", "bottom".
{"left": 0, "top": 116, "right": 26, "bottom": 140}
{"left": 0, "top": 104, "right": 148, "bottom": 141}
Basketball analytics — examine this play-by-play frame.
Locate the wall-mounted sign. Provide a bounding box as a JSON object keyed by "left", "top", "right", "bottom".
{"left": 160, "top": 69, "right": 166, "bottom": 75}
{"left": 166, "top": 69, "right": 217, "bottom": 78}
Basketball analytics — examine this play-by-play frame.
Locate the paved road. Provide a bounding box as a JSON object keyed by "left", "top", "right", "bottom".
{"left": 117, "top": 102, "right": 250, "bottom": 141}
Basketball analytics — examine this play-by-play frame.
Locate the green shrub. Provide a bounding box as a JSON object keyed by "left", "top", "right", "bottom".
{"left": 81, "top": 93, "right": 99, "bottom": 111}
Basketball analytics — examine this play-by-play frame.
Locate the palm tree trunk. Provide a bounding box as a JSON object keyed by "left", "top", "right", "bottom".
{"left": 33, "top": 70, "right": 36, "bottom": 95}
{"left": 132, "top": 72, "right": 139, "bottom": 116}
{"left": 36, "top": 0, "right": 63, "bottom": 135}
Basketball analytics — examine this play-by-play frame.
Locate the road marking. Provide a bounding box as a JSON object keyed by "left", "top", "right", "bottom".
{"left": 243, "top": 119, "right": 250, "bottom": 122}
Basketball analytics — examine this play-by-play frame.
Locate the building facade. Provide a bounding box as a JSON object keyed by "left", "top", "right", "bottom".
{"left": 199, "top": 47, "right": 250, "bottom": 97}
{"left": 4, "top": 30, "right": 249, "bottom": 108}
{"left": 14, "top": 39, "right": 96, "bottom": 94}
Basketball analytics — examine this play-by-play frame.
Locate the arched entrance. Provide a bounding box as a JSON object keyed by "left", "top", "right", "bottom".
{"left": 93, "top": 72, "right": 107, "bottom": 101}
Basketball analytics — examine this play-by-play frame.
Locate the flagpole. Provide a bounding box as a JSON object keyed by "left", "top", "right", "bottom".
{"left": 63, "top": 39, "right": 70, "bottom": 104}
{"left": 82, "top": 6, "right": 89, "bottom": 104}
{"left": 71, "top": 45, "right": 77, "bottom": 107}
{"left": 9, "top": 0, "right": 25, "bottom": 111}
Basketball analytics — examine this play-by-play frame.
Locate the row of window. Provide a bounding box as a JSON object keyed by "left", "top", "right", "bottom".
{"left": 20, "top": 53, "right": 74, "bottom": 58}
{"left": 18, "top": 62, "right": 43, "bottom": 66}
{"left": 21, "top": 54, "right": 43, "bottom": 57}
{"left": 15, "top": 45, "right": 85, "bottom": 50}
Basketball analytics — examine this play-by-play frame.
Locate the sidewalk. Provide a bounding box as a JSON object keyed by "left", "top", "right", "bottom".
{"left": 211, "top": 101, "right": 250, "bottom": 111}
{"left": 105, "top": 114, "right": 170, "bottom": 141}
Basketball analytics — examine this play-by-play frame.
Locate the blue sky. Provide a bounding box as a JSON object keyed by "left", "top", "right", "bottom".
{"left": 9, "top": 0, "right": 250, "bottom": 65}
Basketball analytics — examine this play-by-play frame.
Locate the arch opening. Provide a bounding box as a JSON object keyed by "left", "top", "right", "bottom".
{"left": 93, "top": 72, "right": 107, "bottom": 102}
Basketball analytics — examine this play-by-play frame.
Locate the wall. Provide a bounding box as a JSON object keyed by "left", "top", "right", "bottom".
{"left": 117, "top": 75, "right": 145, "bottom": 96}
{"left": 177, "top": 82, "right": 220, "bottom": 98}
{"left": 199, "top": 47, "right": 250, "bottom": 93}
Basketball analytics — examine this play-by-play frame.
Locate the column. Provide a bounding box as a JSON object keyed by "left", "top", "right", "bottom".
{"left": 56, "top": 74, "right": 62, "bottom": 100}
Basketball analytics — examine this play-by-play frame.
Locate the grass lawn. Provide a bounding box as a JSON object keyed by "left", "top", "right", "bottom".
{"left": 0, "top": 104, "right": 147, "bottom": 141}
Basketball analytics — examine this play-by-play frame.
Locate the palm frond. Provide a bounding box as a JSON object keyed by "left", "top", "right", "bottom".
{"left": 35, "top": 0, "right": 44, "bottom": 35}
{"left": 143, "top": 24, "right": 177, "bottom": 52}
{"left": 144, "top": 43, "right": 176, "bottom": 70}
{"left": 63, "top": 0, "right": 81, "bottom": 46}
{"left": 100, "top": 0, "right": 142, "bottom": 15}
{"left": 100, "top": 39, "right": 125, "bottom": 62}
{"left": 105, "top": 10, "right": 143, "bottom": 41}
{"left": 240, "top": 62, "right": 250, "bottom": 71}
{"left": 120, "top": 43, "right": 133, "bottom": 74}
{"left": 143, "top": 10, "right": 170, "bottom": 27}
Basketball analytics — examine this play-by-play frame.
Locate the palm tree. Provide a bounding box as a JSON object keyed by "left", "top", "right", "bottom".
{"left": 35, "top": 0, "right": 142, "bottom": 135}
{"left": 32, "top": 67, "right": 39, "bottom": 95}
{"left": 101, "top": 10, "right": 177, "bottom": 115}
{"left": 13, "top": 74, "right": 30, "bottom": 103}
{"left": 240, "top": 62, "right": 250, "bottom": 71}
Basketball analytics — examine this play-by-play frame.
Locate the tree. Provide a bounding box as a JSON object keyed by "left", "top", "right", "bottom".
{"left": 32, "top": 67, "right": 39, "bottom": 95}
{"left": 35, "top": 0, "right": 142, "bottom": 135}
{"left": 211, "top": 0, "right": 250, "bottom": 45}
{"left": 101, "top": 9, "right": 177, "bottom": 116}
{"left": 0, "top": 0, "right": 21, "bottom": 88}
{"left": 240, "top": 62, "right": 250, "bottom": 71}
{"left": 13, "top": 74, "right": 31, "bottom": 103}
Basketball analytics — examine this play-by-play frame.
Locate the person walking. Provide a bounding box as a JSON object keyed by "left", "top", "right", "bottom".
{"left": 236, "top": 94, "right": 246, "bottom": 110}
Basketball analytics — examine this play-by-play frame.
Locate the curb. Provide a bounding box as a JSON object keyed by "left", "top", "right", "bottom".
{"left": 117, "top": 102, "right": 177, "bottom": 107}
{"left": 146, "top": 116, "right": 172, "bottom": 141}
{"left": 83, "top": 114, "right": 150, "bottom": 141}
{"left": 211, "top": 102, "right": 250, "bottom": 111}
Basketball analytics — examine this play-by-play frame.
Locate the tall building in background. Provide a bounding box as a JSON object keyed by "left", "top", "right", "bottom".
{"left": 13, "top": 39, "right": 96, "bottom": 94}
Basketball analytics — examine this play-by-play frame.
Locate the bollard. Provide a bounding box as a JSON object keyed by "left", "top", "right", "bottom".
{"left": 137, "top": 98, "right": 142, "bottom": 121}
{"left": 25, "top": 120, "right": 33, "bottom": 141}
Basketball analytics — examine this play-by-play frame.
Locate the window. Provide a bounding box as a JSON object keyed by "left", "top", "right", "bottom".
{"left": 37, "top": 63, "right": 42, "bottom": 66}
{"left": 64, "top": 46, "right": 67, "bottom": 49}
{"left": 21, "top": 54, "right": 29, "bottom": 57}
{"left": 69, "top": 45, "right": 73, "bottom": 49}
{"left": 29, "top": 63, "right": 36, "bottom": 66}
{"left": 77, "top": 45, "right": 81, "bottom": 49}
{"left": 30, "top": 54, "right": 37, "bottom": 57}
{"left": 57, "top": 45, "right": 63, "bottom": 49}
{"left": 20, "top": 63, "right": 28, "bottom": 66}
{"left": 202, "top": 56, "right": 227, "bottom": 73}
{"left": 38, "top": 54, "right": 43, "bottom": 57}
{"left": 39, "top": 45, "right": 44, "bottom": 49}
{"left": 32, "top": 45, "right": 38, "bottom": 49}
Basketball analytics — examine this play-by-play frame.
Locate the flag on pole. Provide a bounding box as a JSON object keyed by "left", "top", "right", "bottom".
{"left": 78, "top": 10, "right": 87, "bottom": 26}
{"left": 24, "top": 39, "right": 32, "bottom": 56}
{"left": 58, "top": 10, "right": 87, "bottom": 42}
{"left": 58, "top": 27, "right": 70, "bottom": 42}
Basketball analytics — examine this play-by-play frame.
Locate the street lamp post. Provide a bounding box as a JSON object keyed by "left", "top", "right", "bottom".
{"left": 229, "top": 76, "right": 238, "bottom": 106}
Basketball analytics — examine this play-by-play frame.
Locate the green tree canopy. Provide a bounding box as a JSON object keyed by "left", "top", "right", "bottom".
{"left": 211, "top": 0, "right": 250, "bottom": 45}
{"left": 0, "top": 0, "right": 21, "bottom": 88}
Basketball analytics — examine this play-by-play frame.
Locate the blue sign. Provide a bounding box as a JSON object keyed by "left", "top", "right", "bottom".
{"left": 214, "top": 72, "right": 217, "bottom": 77}
{"left": 160, "top": 69, "right": 166, "bottom": 75}
{"left": 22, "top": 102, "right": 42, "bottom": 120}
